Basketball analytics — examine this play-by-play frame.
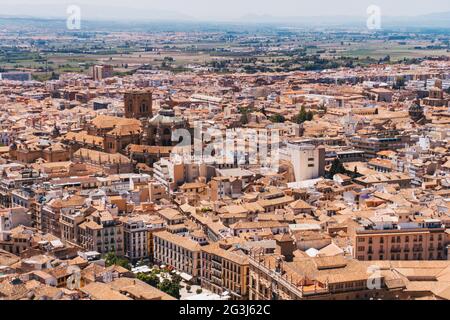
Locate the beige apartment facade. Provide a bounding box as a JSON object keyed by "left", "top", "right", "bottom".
{"left": 77, "top": 212, "right": 124, "bottom": 256}
{"left": 248, "top": 254, "right": 404, "bottom": 300}
{"left": 354, "top": 227, "right": 448, "bottom": 261}
{"left": 153, "top": 231, "right": 201, "bottom": 281}
{"left": 201, "top": 243, "right": 249, "bottom": 300}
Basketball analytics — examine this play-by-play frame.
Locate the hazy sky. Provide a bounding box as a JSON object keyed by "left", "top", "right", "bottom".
{"left": 2, "top": 0, "right": 450, "bottom": 21}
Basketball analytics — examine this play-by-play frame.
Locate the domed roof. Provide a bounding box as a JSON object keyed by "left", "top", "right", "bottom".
{"left": 409, "top": 99, "right": 424, "bottom": 122}
{"left": 409, "top": 99, "right": 423, "bottom": 112}
{"left": 148, "top": 103, "right": 185, "bottom": 126}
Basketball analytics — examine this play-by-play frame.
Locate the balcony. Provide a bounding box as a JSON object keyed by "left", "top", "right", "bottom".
{"left": 212, "top": 269, "right": 222, "bottom": 276}
{"left": 211, "top": 273, "right": 222, "bottom": 281}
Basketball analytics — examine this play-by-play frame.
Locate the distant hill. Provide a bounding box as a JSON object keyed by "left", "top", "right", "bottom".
{"left": 237, "top": 12, "right": 450, "bottom": 29}
{"left": 0, "top": 4, "right": 193, "bottom": 22}
{"left": 1, "top": 10, "right": 450, "bottom": 31}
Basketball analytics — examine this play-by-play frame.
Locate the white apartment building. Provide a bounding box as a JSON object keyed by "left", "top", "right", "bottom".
{"left": 281, "top": 143, "right": 325, "bottom": 182}
{"left": 0, "top": 207, "right": 31, "bottom": 241}
{"left": 153, "top": 158, "right": 214, "bottom": 193}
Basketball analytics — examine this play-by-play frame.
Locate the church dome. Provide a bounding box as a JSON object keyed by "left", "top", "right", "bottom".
{"left": 148, "top": 103, "right": 185, "bottom": 126}
{"left": 409, "top": 99, "right": 423, "bottom": 112}
{"left": 409, "top": 99, "right": 424, "bottom": 122}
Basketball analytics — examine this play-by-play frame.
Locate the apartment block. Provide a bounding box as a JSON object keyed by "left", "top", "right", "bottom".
{"left": 201, "top": 242, "right": 249, "bottom": 300}
{"left": 153, "top": 231, "right": 201, "bottom": 281}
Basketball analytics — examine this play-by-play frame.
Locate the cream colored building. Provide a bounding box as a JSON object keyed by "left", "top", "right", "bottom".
{"left": 201, "top": 242, "right": 249, "bottom": 300}
{"left": 153, "top": 231, "right": 201, "bottom": 281}
{"left": 354, "top": 221, "right": 448, "bottom": 261}
{"left": 78, "top": 211, "right": 124, "bottom": 256}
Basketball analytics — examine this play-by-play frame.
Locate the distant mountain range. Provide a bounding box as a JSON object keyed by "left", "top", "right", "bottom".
{"left": 0, "top": 4, "right": 194, "bottom": 22}
{"left": 237, "top": 11, "right": 450, "bottom": 28}
{"left": 1, "top": 9, "right": 450, "bottom": 30}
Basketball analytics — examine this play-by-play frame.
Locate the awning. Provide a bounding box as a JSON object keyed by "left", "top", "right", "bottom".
{"left": 179, "top": 272, "right": 193, "bottom": 282}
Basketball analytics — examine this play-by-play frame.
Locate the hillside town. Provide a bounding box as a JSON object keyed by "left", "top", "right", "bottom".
{"left": 1, "top": 36, "right": 450, "bottom": 301}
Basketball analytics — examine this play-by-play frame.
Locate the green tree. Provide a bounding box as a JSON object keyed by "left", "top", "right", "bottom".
{"left": 270, "top": 114, "right": 286, "bottom": 123}
{"left": 137, "top": 272, "right": 159, "bottom": 287}
{"left": 327, "top": 158, "right": 347, "bottom": 179}
{"left": 238, "top": 106, "right": 253, "bottom": 125}
{"left": 294, "top": 105, "right": 309, "bottom": 124}
{"left": 104, "top": 252, "right": 131, "bottom": 270}
{"left": 157, "top": 277, "right": 181, "bottom": 299}
{"left": 240, "top": 112, "right": 249, "bottom": 125}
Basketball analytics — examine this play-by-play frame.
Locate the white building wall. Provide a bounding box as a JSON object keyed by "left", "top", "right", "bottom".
{"left": 285, "top": 144, "right": 320, "bottom": 182}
